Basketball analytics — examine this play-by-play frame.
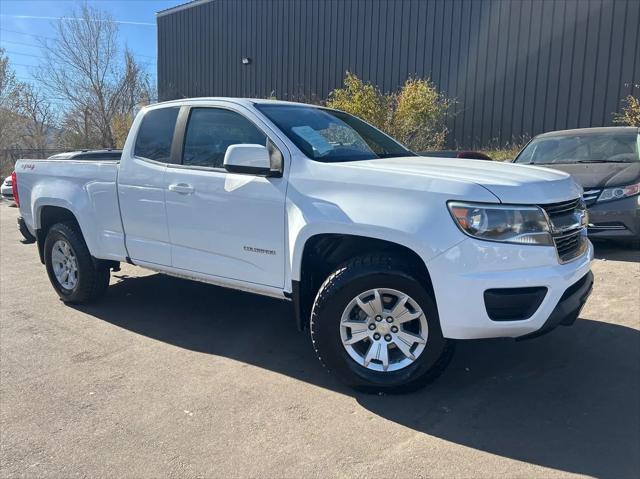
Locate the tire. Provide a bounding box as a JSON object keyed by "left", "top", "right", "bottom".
{"left": 44, "top": 222, "right": 110, "bottom": 304}
{"left": 310, "top": 254, "right": 454, "bottom": 393}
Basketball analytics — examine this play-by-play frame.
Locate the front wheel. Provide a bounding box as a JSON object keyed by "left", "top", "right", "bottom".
{"left": 310, "top": 255, "right": 454, "bottom": 393}
{"left": 44, "top": 222, "right": 110, "bottom": 304}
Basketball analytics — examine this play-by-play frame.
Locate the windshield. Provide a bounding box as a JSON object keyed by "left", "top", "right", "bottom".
{"left": 255, "top": 104, "right": 415, "bottom": 162}
{"left": 515, "top": 132, "right": 639, "bottom": 165}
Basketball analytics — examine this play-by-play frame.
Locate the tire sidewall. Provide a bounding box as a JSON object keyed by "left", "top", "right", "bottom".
{"left": 312, "top": 269, "right": 448, "bottom": 391}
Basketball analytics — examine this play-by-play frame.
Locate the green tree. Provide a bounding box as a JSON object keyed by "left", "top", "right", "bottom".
{"left": 326, "top": 72, "right": 453, "bottom": 151}
{"left": 613, "top": 95, "right": 640, "bottom": 127}
{"left": 326, "top": 72, "right": 389, "bottom": 130}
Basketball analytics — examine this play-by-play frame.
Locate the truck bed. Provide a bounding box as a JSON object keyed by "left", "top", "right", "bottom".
{"left": 15, "top": 159, "right": 128, "bottom": 262}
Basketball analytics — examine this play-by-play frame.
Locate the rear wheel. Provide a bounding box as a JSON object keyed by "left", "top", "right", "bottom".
{"left": 44, "top": 222, "right": 110, "bottom": 303}
{"left": 310, "top": 254, "right": 454, "bottom": 393}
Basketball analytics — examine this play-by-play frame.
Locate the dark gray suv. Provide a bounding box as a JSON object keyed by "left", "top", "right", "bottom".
{"left": 513, "top": 127, "right": 639, "bottom": 246}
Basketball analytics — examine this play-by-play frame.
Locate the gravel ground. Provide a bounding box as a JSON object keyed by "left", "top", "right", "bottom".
{"left": 1, "top": 201, "right": 638, "bottom": 478}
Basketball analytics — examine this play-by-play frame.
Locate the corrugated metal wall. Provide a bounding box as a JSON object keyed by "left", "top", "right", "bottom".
{"left": 157, "top": 0, "right": 640, "bottom": 148}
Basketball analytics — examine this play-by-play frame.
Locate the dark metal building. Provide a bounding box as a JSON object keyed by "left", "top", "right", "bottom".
{"left": 157, "top": 0, "right": 640, "bottom": 148}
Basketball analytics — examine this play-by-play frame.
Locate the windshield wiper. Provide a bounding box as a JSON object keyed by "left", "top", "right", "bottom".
{"left": 576, "top": 159, "right": 635, "bottom": 163}
{"left": 377, "top": 152, "right": 414, "bottom": 159}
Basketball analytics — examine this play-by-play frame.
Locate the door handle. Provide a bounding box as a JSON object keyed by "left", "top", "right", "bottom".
{"left": 168, "top": 183, "right": 195, "bottom": 194}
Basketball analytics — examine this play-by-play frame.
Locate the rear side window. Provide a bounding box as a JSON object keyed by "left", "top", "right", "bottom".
{"left": 134, "top": 107, "right": 179, "bottom": 162}
{"left": 182, "top": 108, "right": 266, "bottom": 168}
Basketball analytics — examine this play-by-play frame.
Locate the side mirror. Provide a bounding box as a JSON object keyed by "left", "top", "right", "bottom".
{"left": 223, "top": 144, "right": 281, "bottom": 177}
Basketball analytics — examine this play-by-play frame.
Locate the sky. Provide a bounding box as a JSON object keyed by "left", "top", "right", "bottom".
{"left": 0, "top": 0, "right": 180, "bottom": 89}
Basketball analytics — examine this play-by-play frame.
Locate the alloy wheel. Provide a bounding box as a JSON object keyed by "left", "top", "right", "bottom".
{"left": 339, "top": 288, "right": 428, "bottom": 372}
{"left": 51, "top": 239, "right": 79, "bottom": 290}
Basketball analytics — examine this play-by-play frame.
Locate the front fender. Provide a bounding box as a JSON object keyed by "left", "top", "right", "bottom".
{"left": 284, "top": 158, "right": 499, "bottom": 286}
{"left": 286, "top": 196, "right": 467, "bottom": 283}
{"left": 289, "top": 220, "right": 435, "bottom": 282}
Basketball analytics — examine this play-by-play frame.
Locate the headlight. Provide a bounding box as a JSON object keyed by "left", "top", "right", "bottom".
{"left": 597, "top": 182, "right": 640, "bottom": 203}
{"left": 448, "top": 202, "right": 553, "bottom": 246}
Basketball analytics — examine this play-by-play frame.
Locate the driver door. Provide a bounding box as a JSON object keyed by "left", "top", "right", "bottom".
{"left": 164, "top": 105, "right": 287, "bottom": 288}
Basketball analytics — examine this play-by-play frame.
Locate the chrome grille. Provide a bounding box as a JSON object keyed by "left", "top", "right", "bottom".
{"left": 539, "top": 198, "right": 587, "bottom": 263}
{"left": 553, "top": 229, "right": 585, "bottom": 262}
{"left": 540, "top": 198, "right": 581, "bottom": 216}
{"left": 582, "top": 189, "right": 602, "bottom": 206}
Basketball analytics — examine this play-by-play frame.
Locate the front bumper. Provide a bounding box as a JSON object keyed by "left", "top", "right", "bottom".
{"left": 587, "top": 195, "right": 640, "bottom": 240}
{"left": 517, "top": 270, "right": 593, "bottom": 340}
{"left": 427, "top": 238, "right": 594, "bottom": 339}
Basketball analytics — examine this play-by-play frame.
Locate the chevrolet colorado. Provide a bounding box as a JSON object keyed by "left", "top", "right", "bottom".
{"left": 14, "top": 98, "right": 594, "bottom": 391}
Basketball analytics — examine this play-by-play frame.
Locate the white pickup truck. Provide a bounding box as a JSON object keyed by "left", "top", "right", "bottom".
{"left": 15, "top": 98, "right": 594, "bottom": 391}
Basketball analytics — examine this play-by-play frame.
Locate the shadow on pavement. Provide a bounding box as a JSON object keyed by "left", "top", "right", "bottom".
{"left": 73, "top": 272, "right": 640, "bottom": 478}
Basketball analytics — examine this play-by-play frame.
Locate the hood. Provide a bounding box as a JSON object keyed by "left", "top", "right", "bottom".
{"left": 349, "top": 156, "right": 582, "bottom": 204}
{"left": 537, "top": 162, "right": 640, "bottom": 189}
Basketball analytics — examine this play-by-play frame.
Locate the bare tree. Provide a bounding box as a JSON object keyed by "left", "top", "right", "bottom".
{"left": 0, "top": 48, "right": 24, "bottom": 150}
{"left": 36, "top": 4, "right": 151, "bottom": 148}
{"left": 58, "top": 105, "right": 93, "bottom": 149}
{"left": 17, "top": 84, "right": 56, "bottom": 150}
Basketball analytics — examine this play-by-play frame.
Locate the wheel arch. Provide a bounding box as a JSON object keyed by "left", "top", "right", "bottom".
{"left": 36, "top": 204, "right": 83, "bottom": 264}
{"left": 292, "top": 232, "right": 435, "bottom": 331}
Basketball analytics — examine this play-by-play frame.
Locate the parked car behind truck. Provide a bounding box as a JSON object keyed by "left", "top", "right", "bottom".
{"left": 1, "top": 173, "right": 14, "bottom": 200}
{"left": 14, "top": 98, "right": 594, "bottom": 392}
{"left": 513, "top": 127, "right": 640, "bottom": 246}
{"left": 420, "top": 150, "right": 493, "bottom": 161}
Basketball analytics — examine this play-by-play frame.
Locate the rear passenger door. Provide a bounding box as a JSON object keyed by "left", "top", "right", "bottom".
{"left": 118, "top": 106, "right": 179, "bottom": 266}
{"left": 163, "top": 105, "right": 287, "bottom": 288}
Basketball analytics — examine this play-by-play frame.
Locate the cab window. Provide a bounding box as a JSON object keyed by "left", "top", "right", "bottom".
{"left": 182, "top": 108, "right": 267, "bottom": 168}
{"left": 134, "top": 107, "right": 180, "bottom": 162}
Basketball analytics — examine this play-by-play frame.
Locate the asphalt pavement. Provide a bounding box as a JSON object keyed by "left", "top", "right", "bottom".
{"left": 1, "top": 201, "right": 639, "bottom": 478}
